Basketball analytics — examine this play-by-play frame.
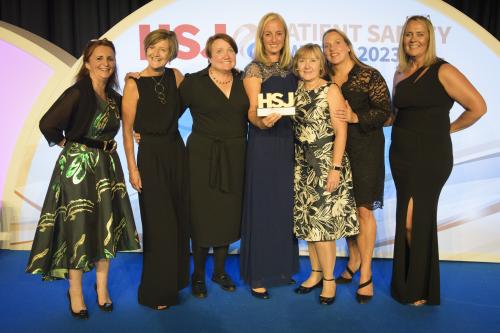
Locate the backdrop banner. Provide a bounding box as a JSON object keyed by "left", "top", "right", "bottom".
{"left": 1, "top": 0, "right": 499, "bottom": 262}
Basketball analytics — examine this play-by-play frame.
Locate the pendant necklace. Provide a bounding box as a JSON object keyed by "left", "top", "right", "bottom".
{"left": 151, "top": 72, "right": 167, "bottom": 104}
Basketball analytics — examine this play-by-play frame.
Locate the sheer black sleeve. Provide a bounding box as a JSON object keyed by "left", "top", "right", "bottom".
{"left": 39, "top": 87, "right": 80, "bottom": 146}
{"left": 357, "top": 69, "right": 391, "bottom": 132}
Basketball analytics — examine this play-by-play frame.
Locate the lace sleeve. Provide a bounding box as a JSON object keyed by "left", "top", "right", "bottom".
{"left": 39, "top": 87, "right": 80, "bottom": 146}
{"left": 358, "top": 69, "right": 391, "bottom": 132}
{"left": 241, "top": 62, "right": 262, "bottom": 80}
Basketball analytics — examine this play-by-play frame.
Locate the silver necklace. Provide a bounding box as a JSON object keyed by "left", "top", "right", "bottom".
{"left": 151, "top": 73, "right": 167, "bottom": 104}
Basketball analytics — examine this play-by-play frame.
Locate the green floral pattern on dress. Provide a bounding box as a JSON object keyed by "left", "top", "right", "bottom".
{"left": 26, "top": 96, "right": 140, "bottom": 281}
{"left": 65, "top": 143, "right": 99, "bottom": 185}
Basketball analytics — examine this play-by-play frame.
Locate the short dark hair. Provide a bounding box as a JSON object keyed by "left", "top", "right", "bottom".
{"left": 205, "top": 33, "right": 238, "bottom": 59}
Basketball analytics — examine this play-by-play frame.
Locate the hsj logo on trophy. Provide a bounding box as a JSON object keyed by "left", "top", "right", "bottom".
{"left": 257, "top": 92, "right": 295, "bottom": 116}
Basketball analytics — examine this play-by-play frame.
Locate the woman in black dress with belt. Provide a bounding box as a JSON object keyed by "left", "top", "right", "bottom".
{"left": 323, "top": 29, "right": 391, "bottom": 303}
{"left": 122, "top": 29, "right": 189, "bottom": 309}
{"left": 179, "top": 34, "right": 249, "bottom": 298}
{"left": 27, "top": 39, "right": 140, "bottom": 319}
{"left": 390, "top": 16, "right": 486, "bottom": 305}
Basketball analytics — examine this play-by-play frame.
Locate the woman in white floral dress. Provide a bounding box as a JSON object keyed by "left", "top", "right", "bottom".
{"left": 291, "top": 44, "right": 358, "bottom": 305}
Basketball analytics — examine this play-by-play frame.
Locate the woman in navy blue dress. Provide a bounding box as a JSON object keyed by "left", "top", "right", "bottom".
{"left": 240, "top": 12, "right": 299, "bottom": 299}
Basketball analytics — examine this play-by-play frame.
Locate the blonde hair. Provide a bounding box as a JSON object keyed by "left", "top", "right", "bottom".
{"left": 322, "top": 28, "right": 368, "bottom": 76}
{"left": 143, "top": 29, "right": 178, "bottom": 62}
{"left": 254, "top": 12, "right": 292, "bottom": 69}
{"left": 397, "top": 15, "right": 437, "bottom": 72}
{"left": 292, "top": 43, "right": 327, "bottom": 78}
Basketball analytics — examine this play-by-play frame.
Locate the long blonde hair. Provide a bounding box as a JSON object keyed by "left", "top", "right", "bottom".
{"left": 254, "top": 12, "right": 292, "bottom": 69}
{"left": 397, "top": 15, "right": 437, "bottom": 72}
{"left": 322, "top": 28, "right": 368, "bottom": 76}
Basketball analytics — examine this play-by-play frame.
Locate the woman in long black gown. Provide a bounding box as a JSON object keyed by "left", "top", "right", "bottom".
{"left": 179, "top": 34, "right": 249, "bottom": 298}
{"left": 122, "top": 29, "right": 189, "bottom": 309}
{"left": 390, "top": 16, "right": 486, "bottom": 305}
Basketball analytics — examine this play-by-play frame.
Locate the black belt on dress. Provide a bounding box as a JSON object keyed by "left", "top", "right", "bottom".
{"left": 192, "top": 128, "right": 245, "bottom": 193}
{"left": 71, "top": 137, "right": 117, "bottom": 153}
{"left": 295, "top": 135, "right": 334, "bottom": 176}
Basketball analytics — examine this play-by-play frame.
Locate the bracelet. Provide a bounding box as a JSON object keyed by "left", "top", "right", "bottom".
{"left": 330, "top": 164, "right": 342, "bottom": 171}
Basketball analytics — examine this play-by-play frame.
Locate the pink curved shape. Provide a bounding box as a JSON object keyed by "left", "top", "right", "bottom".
{"left": 0, "top": 39, "right": 53, "bottom": 208}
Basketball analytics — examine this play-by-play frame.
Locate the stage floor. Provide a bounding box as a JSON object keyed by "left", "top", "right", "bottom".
{"left": 1, "top": 250, "right": 499, "bottom": 333}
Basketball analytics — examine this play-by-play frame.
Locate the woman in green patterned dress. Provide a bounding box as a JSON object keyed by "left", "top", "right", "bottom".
{"left": 291, "top": 44, "right": 358, "bottom": 305}
{"left": 26, "top": 39, "right": 141, "bottom": 319}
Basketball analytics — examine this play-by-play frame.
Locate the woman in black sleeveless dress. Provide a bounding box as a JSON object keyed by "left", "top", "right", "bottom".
{"left": 390, "top": 16, "right": 486, "bottom": 305}
{"left": 122, "top": 30, "right": 189, "bottom": 309}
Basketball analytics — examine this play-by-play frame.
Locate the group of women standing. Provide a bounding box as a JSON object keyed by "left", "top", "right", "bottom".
{"left": 26, "top": 12, "right": 486, "bottom": 318}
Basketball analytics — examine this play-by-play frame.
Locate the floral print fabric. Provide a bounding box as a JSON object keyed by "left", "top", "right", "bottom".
{"left": 292, "top": 82, "right": 359, "bottom": 241}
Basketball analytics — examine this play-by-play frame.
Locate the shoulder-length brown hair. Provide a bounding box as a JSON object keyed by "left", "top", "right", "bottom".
{"left": 75, "top": 38, "right": 119, "bottom": 91}
{"left": 322, "top": 28, "right": 369, "bottom": 76}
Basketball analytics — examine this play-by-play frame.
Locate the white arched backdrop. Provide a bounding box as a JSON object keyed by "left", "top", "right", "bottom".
{"left": 1, "top": 0, "right": 499, "bottom": 262}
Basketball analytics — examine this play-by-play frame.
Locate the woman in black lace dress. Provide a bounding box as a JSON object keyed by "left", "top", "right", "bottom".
{"left": 322, "top": 29, "right": 391, "bottom": 303}
{"left": 390, "top": 16, "right": 486, "bottom": 306}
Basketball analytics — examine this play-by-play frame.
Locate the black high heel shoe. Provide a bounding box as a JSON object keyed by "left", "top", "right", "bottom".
{"left": 319, "top": 278, "right": 336, "bottom": 305}
{"left": 67, "top": 291, "right": 89, "bottom": 319}
{"left": 294, "top": 269, "right": 323, "bottom": 294}
{"left": 335, "top": 265, "right": 359, "bottom": 284}
{"left": 211, "top": 273, "right": 236, "bottom": 292}
{"left": 191, "top": 274, "right": 207, "bottom": 299}
{"left": 356, "top": 277, "right": 373, "bottom": 304}
{"left": 94, "top": 284, "right": 113, "bottom": 312}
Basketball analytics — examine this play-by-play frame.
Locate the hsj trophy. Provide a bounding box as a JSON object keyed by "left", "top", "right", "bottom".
{"left": 257, "top": 92, "right": 295, "bottom": 116}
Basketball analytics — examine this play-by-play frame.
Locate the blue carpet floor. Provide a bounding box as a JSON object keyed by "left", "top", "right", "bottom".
{"left": 0, "top": 250, "right": 499, "bottom": 333}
